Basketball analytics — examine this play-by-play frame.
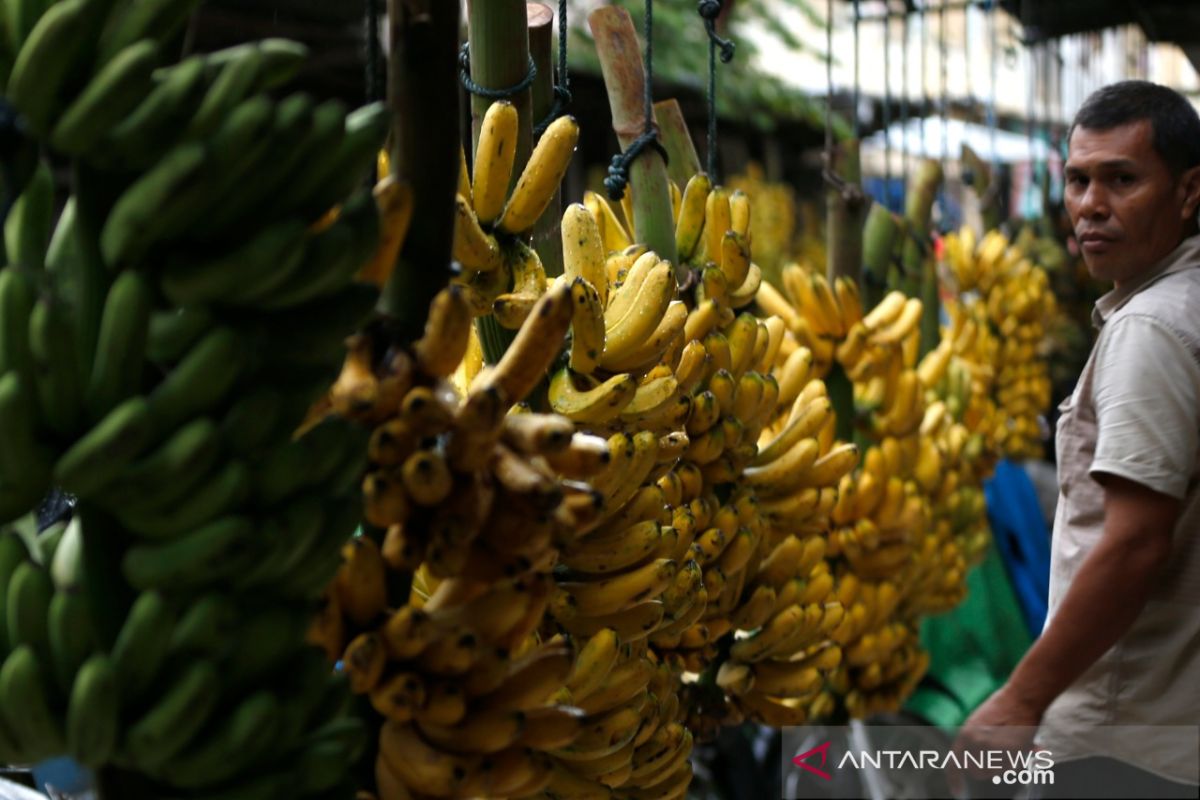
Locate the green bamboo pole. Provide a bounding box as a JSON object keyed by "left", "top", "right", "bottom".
{"left": 654, "top": 98, "right": 702, "bottom": 188}
{"left": 467, "top": 0, "right": 534, "bottom": 364}
{"left": 381, "top": 0, "right": 461, "bottom": 341}
{"left": 589, "top": 6, "right": 678, "bottom": 270}
{"left": 467, "top": 0, "right": 534, "bottom": 170}
{"left": 528, "top": 3, "right": 564, "bottom": 278}
{"left": 825, "top": 139, "right": 867, "bottom": 287}
{"left": 861, "top": 202, "right": 900, "bottom": 310}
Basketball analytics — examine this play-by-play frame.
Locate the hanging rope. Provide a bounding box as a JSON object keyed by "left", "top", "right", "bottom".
{"left": 604, "top": 0, "right": 669, "bottom": 200}
{"left": 901, "top": 6, "right": 910, "bottom": 194}
{"left": 698, "top": 0, "right": 735, "bottom": 180}
{"left": 825, "top": 0, "right": 833, "bottom": 160}
{"left": 459, "top": 45, "right": 538, "bottom": 100}
{"left": 533, "top": 0, "right": 573, "bottom": 139}
{"left": 939, "top": 0, "right": 947, "bottom": 172}
{"left": 882, "top": 2, "right": 892, "bottom": 208}
{"left": 852, "top": 0, "right": 860, "bottom": 140}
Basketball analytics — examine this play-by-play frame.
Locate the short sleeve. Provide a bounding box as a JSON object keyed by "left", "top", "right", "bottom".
{"left": 1090, "top": 314, "right": 1200, "bottom": 499}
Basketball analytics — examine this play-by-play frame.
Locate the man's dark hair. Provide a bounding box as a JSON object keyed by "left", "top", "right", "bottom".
{"left": 1070, "top": 80, "right": 1200, "bottom": 174}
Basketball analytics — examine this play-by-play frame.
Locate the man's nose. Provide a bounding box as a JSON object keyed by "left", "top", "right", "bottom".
{"left": 1077, "top": 181, "right": 1110, "bottom": 219}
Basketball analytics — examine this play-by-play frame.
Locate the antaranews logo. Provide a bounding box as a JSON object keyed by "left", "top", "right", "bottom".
{"left": 792, "top": 741, "right": 833, "bottom": 781}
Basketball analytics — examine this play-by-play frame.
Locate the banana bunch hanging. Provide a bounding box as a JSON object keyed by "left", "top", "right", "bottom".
{"left": 942, "top": 226, "right": 1054, "bottom": 460}
{"left": 316, "top": 286, "right": 622, "bottom": 800}
{"left": 453, "top": 101, "right": 580, "bottom": 328}
{"left": 727, "top": 163, "right": 797, "bottom": 277}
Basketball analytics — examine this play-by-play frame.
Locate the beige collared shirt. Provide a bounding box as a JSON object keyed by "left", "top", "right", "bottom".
{"left": 1036, "top": 233, "right": 1200, "bottom": 785}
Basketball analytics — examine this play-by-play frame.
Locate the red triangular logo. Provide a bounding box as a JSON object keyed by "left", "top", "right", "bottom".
{"left": 792, "top": 740, "right": 833, "bottom": 780}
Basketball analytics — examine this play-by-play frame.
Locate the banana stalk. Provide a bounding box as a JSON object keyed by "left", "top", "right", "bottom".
{"left": 589, "top": 6, "right": 678, "bottom": 269}
{"left": 960, "top": 144, "right": 999, "bottom": 232}
{"left": 861, "top": 203, "right": 899, "bottom": 310}
{"left": 529, "top": 4, "right": 564, "bottom": 279}
{"left": 900, "top": 159, "right": 943, "bottom": 356}
{"left": 382, "top": 0, "right": 461, "bottom": 340}
{"left": 654, "top": 99, "right": 702, "bottom": 190}
{"left": 825, "top": 139, "right": 867, "bottom": 286}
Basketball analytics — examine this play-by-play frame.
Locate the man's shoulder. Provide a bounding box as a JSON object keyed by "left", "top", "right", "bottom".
{"left": 1115, "top": 266, "right": 1200, "bottom": 334}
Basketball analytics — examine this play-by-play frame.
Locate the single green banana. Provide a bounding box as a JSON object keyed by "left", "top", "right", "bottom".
{"left": 168, "top": 591, "right": 238, "bottom": 657}
{"left": 183, "top": 42, "right": 264, "bottom": 138}
{"left": 0, "top": 533, "right": 29, "bottom": 652}
{"left": 159, "top": 690, "right": 282, "bottom": 789}
{"left": 145, "top": 326, "right": 248, "bottom": 437}
{"left": 115, "top": 459, "right": 249, "bottom": 540}
{"left": 160, "top": 217, "right": 308, "bottom": 307}
{"left": 218, "top": 387, "right": 281, "bottom": 458}
{"left": 86, "top": 269, "right": 151, "bottom": 422}
{"left": 48, "top": 587, "right": 94, "bottom": 696}
{"left": 0, "top": 371, "right": 52, "bottom": 508}
{"left": 76, "top": 506, "right": 135, "bottom": 650}
{"left": 110, "top": 590, "right": 176, "bottom": 708}
{"left": 106, "top": 54, "right": 206, "bottom": 169}
{"left": 49, "top": 516, "right": 83, "bottom": 591}
{"left": 6, "top": 0, "right": 97, "bottom": 135}
{"left": 3, "top": 159, "right": 53, "bottom": 268}
{"left": 54, "top": 396, "right": 154, "bottom": 497}
{"left": 102, "top": 416, "right": 223, "bottom": 515}
{"left": 5, "top": 559, "right": 52, "bottom": 657}
{"left": 29, "top": 294, "right": 85, "bottom": 437}
{"left": 121, "top": 515, "right": 254, "bottom": 590}
{"left": 100, "top": 140, "right": 206, "bottom": 266}
{"left": 296, "top": 737, "right": 359, "bottom": 794}
{"left": 50, "top": 38, "right": 159, "bottom": 155}
{"left": 0, "top": 644, "right": 65, "bottom": 760}
{"left": 199, "top": 38, "right": 307, "bottom": 88}
{"left": 33, "top": 517, "right": 66, "bottom": 564}
{"left": 146, "top": 305, "right": 212, "bottom": 365}
{"left": 97, "top": 0, "right": 201, "bottom": 65}
{"left": 43, "top": 198, "right": 106, "bottom": 380}
{"left": 66, "top": 653, "right": 118, "bottom": 767}
{"left": 0, "top": 266, "right": 36, "bottom": 377}
{"left": 3, "top": 0, "right": 49, "bottom": 54}
{"left": 124, "top": 659, "right": 220, "bottom": 770}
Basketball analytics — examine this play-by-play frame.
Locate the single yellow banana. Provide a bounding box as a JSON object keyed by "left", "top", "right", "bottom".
{"left": 472, "top": 101, "right": 519, "bottom": 224}
{"left": 500, "top": 115, "right": 580, "bottom": 234}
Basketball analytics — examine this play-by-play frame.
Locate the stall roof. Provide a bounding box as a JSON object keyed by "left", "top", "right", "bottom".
{"left": 998, "top": 0, "right": 1200, "bottom": 47}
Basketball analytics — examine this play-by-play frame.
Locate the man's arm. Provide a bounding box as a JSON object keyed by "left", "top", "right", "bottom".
{"left": 957, "top": 474, "right": 1177, "bottom": 742}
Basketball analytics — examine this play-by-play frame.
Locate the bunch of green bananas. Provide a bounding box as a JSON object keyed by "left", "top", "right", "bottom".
{"left": 0, "top": 0, "right": 395, "bottom": 794}
{"left": 452, "top": 100, "right": 580, "bottom": 328}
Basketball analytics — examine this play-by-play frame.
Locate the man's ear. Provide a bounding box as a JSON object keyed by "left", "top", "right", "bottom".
{"left": 1181, "top": 164, "right": 1200, "bottom": 221}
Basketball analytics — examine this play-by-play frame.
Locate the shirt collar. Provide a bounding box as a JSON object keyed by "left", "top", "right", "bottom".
{"left": 1092, "top": 233, "right": 1200, "bottom": 328}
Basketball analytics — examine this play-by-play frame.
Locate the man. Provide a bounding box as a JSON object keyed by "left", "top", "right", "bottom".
{"left": 956, "top": 81, "right": 1200, "bottom": 798}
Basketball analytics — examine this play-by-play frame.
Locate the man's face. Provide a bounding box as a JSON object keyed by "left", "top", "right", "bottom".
{"left": 1064, "top": 120, "right": 1200, "bottom": 286}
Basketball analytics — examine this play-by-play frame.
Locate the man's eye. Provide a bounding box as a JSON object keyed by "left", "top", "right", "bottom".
{"left": 1114, "top": 174, "right": 1135, "bottom": 185}
{"left": 1067, "top": 175, "right": 1087, "bottom": 187}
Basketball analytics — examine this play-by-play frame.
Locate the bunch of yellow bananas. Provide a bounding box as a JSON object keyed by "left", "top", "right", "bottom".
{"left": 314, "top": 287, "right": 629, "bottom": 800}
{"left": 727, "top": 163, "right": 798, "bottom": 278}
{"left": 452, "top": 101, "right": 580, "bottom": 328}
{"left": 942, "top": 227, "right": 1054, "bottom": 460}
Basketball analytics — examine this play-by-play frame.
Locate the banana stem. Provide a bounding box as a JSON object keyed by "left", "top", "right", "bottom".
{"left": 654, "top": 98, "right": 702, "bottom": 188}
{"left": 961, "top": 144, "right": 1000, "bottom": 232}
{"left": 528, "top": 3, "right": 563, "bottom": 278}
{"left": 825, "top": 139, "right": 867, "bottom": 288}
{"left": 381, "top": 0, "right": 461, "bottom": 340}
{"left": 825, "top": 362, "right": 856, "bottom": 444}
{"left": 589, "top": 6, "right": 679, "bottom": 272}
{"left": 899, "top": 159, "right": 943, "bottom": 356}
{"left": 861, "top": 202, "right": 899, "bottom": 310}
